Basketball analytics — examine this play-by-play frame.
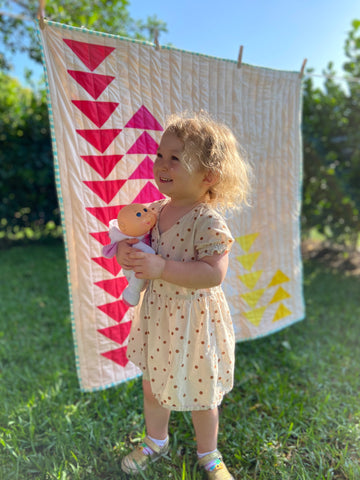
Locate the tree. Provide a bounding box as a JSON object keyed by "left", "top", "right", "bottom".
{"left": 302, "top": 49, "right": 360, "bottom": 248}
{"left": 0, "top": 0, "right": 167, "bottom": 69}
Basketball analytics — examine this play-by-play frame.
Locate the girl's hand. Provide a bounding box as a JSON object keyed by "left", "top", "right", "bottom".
{"left": 116, "top": 238, "right": 140, "bottom": 269}
{"left": 129, "top": 251, "right": 166, "bottom": 280}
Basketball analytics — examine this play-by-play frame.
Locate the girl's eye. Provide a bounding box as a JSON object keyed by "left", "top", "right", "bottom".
{"left": 143, "top": 208, "right": 148, "bottom": 212}
{"left": 171, "top": 156, "right": 179, "bottom": 161}
{"left": 136, "top": 212, "right": 142, "bottom": 217}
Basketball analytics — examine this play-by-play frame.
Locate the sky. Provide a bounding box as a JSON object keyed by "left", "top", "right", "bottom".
{"left": 10, "top": 0, "right": 359, "bottom": 88}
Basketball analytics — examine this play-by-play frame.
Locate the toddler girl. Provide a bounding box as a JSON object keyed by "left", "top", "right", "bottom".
{"left": 116, "top": 111, "right": 251, "bottom": 479}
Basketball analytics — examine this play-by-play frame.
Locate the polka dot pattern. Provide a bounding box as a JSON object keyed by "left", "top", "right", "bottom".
{"left": 127, "top": 201, "right": 235, "bottom": 411}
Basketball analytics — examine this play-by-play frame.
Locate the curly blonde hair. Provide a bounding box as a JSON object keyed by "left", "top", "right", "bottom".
{"left": 164, "top": 111, "right": 252, "bottom": 211}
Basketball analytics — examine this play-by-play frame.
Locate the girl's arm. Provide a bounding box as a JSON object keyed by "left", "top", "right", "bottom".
{"left": 128, "top": 250, "right": 229, "bottom": 289}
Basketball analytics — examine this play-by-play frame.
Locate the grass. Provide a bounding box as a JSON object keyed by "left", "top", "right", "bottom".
{"left": 0, "top": 242, "right": 359, "bottom": 479}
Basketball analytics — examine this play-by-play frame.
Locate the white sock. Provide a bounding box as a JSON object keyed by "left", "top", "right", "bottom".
{"left": 197, "top": 449, "right": 218, "bottom": 459}
{"left": 142, "top": 435, "right": 168, "bottom": 455}
{"left": 148, "top": 435, "right": 168, "bottom": 448}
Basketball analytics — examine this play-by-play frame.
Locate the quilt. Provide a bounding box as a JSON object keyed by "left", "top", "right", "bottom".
{"left": 38, "top": 21, "right": 305, "bottom": 391}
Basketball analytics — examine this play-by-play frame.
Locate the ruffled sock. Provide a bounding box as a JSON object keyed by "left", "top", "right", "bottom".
{"left": 142, "top": 435, "right": 168, "bottom": 456}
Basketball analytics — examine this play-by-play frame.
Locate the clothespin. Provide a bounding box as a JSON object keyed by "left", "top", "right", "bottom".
{"left": 154, "top": 29, "right": 160, "bottom": 51}
{"left": 37, "top": 0, "right": 46, "bottom": 29}
{"left": 237, "top": 45, "right": 244, "bottom": 68}
{"left": 299, "top": 58, "right": 307, "bottom": 78}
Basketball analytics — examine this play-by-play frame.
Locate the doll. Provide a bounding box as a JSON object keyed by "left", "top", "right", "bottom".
{"left": 102, "top": 203, "right": 157, "bottom": 306}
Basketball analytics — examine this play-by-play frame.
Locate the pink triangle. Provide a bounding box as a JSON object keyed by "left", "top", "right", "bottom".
{"left": 76, "top": 129, "right": 121, "bottom": 153}
{"left": 89, "top": 231, "right": 111, "bottom": 246}
{"left": 101, "top": 346, "right": 129, "bottom": 367}
{"left": 125, "top": 105, "right": 163, "bottom": 131}
{"left": 129, "top": 156, "right": 154, "bottom": 180}
{"left": 97, "top": 299, "right": 129, "bottom": 322}
{"left": 133, "top": 182, "right": 165, "bottom": 203}
{"left": 95, "top": 277, "right": 128, "bottom": 298}
{"left": 86, "top": 205, "right": 125, "bottom": 226}
{"left": 67, "top": 70, "right": 115, "bottom": 99}
{"left": 72, "top": 100, "right": 119, "bottom": 128}
{"left": 83, "top": 180, "right": 126, "bottom": 204}
{"left": 91, "top": 256, "right": 122, "bottom": 276}
{"left": 127, "top": 132, "right": 158, "bottom": 154}
{"left": 98, "top": 321, "right": 132, "bottom": 345}
{"left": 81, "top": 155, "right": 123, "bottom": 179}
{"left": 63, "top": 39, "right": 115, "bottom": 71}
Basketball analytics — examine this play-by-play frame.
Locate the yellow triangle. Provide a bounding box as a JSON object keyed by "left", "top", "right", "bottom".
{"left": 238, "top": 271, "right": 263, "bottom": 289}
{"left": 268, "top": 270, "right": 290, "bottom": 287}
{"left": 235, "top": 233, "right": 260, "bottom": 252}
{"left": 269, "top": 286, "right": 291, "bottom": 304}
{"left": 241, "top": 288, "right": 266, "bottom": 308}
{"left": 272, "top": 303, "right": 292, "bottom": 322}
{"left": 244, "top": 306, "right": 266, "bottom": 327}
{"left": 236, "top": 252, "right": 261, "bottom": 271}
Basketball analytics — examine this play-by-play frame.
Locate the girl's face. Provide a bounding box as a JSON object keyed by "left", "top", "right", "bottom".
{"left": 154, "top": 132, "right": 210, "bottom": 206}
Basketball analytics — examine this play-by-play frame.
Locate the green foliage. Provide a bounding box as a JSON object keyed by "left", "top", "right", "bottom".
{"left": 302, "top": 70, "right": 360, "bottom": 246}
{"left": 0, "top": 0, "right": 167, "bottom": 68}
{"left": 0, "top": 243, "right": 359, "bottom": 479}
{"left": 0, "top": 73, "right": 58, "bottom": 240}
{"left": 301, "top": 19, "right": 360, "bottom": 247}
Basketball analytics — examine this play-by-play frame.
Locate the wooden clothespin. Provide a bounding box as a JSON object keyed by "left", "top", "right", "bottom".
{"left": 37, "top": 0, "right": 46, "bottom": 29}
{"left": 237, "top": 45, "right": 244, "bottom": 68}
{"left": 299, "top": 58, "right": 307, "bottom": 78}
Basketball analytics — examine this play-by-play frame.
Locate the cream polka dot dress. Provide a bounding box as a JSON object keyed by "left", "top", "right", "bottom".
{"left": 127, "top": 200, "right": 235, "bottom": 411}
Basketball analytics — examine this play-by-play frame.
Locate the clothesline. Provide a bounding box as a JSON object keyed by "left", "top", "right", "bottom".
{"left": 305, "top": 72, "right": 360, "bottom": 84}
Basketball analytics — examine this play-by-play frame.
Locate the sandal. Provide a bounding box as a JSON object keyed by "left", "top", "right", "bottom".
{"left": 121, "top": 435, "right": 169, "bottom": 474}
{"left": 198, "top": 450, "right": 235, "bottom": 480}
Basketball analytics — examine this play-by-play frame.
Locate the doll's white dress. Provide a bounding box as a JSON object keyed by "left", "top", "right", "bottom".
{"left": 127, "top": 201, "right": 235, "bottom": 411}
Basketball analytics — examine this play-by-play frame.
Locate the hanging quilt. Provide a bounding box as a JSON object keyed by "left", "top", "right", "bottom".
{"left": 38, "top": 21, "right": 305, "bottom": 391}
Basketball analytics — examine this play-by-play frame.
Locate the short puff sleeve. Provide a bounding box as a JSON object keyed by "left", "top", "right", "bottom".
{"left": 194, "top": 209, "right": 234, "bottom": 259}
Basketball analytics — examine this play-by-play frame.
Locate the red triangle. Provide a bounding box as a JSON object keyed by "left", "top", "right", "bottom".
{"left": 95, "top": 277, "right": 128, "bottom": 298}
{"left": 101, "top": 346, "right": 129, "bottom": 367}
{"left": 76, "top": 129, "right": 121, "bottom": 153}
{"left": 67, "top": 70, "right": 115, "bottom": 99}
{"left": 98, "top": 321, "right": 132, "bottom": 345}
{"left": 91, "top": 256, "right": 122, "bottom": 276}
{"left": 83, "top": 179, "right": 126, "bottom": 204}
{"left": 63, "top": 39, "right": 115, "bottom": 71}
{"left": 125, "top": 105, "right": 163, "bottom": 131}
{"left": 86, "top": 205, "right": 125, "bottom": 226}
{"left": 89, "top": 231, "right": 111, "bottom": 245}
{"left": 72, "top": 100, "right": 119, "bottom": 128}
{"left": 81, "top": 155, "right": 123, "bottom": 179}
{"left": 127, "top": 132, "right": 159, "bottom": 154}
{"left": 98, "top": 299, "right": 129, "bottom": 322}
{"left": 133, "top": 181, "right": 165, "bottom": 203}
{"left": 129, "top": 156, "right": 154, "bottom": 180}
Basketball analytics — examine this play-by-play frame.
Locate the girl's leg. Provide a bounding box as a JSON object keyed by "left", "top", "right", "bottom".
{"left": 191, "top": 407, "right": 219, "bottom": 454}
{"left": 121, "top": 379, "right": 170, "bottom": 473}
{"left": 143, "top": 379, "right": 170, "bottom": 440}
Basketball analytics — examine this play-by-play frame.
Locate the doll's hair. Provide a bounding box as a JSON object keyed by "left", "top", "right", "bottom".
{"left": 164, "top": 111, "right": 252, "bottom": 211}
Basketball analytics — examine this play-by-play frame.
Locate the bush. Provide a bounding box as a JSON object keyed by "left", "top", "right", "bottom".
{"left": 0, "top": 74, "right": 60, "bottom": 240}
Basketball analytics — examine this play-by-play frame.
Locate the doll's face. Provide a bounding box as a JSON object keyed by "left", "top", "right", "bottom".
{"left": 117, "top": 204, "right": 157, "bottom": 237}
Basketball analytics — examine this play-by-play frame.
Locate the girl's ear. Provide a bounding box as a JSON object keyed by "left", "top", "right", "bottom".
{"left": 203, "top": 171, "right": 219, "bottom": 186}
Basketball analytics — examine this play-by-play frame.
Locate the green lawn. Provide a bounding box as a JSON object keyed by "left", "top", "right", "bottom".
{"left": 0, "top": 242, "right": 359, "bottom": 479}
